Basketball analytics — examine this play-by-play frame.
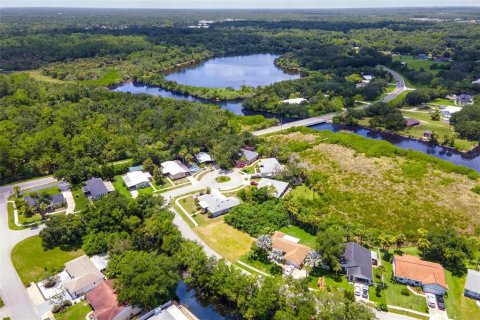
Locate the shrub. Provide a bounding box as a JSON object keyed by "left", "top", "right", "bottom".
{"left": 377, "top": 303, "right": 388, "bottom": 312}
{"left": 401, "top": 288, "right": 410, "bottom": 296}
{"left": 51, "top": 305, "right": 62, "bottom": 314}
{"left": 375, "top": 285, "right": 382, "bottom": 297}
{"left": 270, "top": 264, "right": 282, "bottom": 275}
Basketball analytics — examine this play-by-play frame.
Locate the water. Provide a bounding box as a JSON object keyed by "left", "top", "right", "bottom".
{"left": 310, "top": 123, "right": 480, "bottom": 172}
{"left": 164, "top": 54, "right": 300, "bottom": 89}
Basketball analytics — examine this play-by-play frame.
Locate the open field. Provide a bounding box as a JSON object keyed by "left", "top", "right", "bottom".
{"left": 393, "top": 56, "right": 448, "bottom": 75}
{"left": 22, "top": 70, "right": 68, "bottom": 84}
{"left": 55, "top": 301, "right": 92, "bottom": 320}
{"left": 194, "top": 217, "right": 254, "bottom": 261}
{"left": 265, "top": 130, "right": 480, "bottom": 237}
{"left": 11, "top": 236, "right": 84, "bottom": 285}
{"left": 430, "top": 98, "right": 456, "bottom": 106}
{"left": 445, "top": 271, "right": 480, "bottom": 320}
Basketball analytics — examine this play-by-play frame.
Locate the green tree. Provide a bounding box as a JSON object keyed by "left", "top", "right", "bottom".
{"left": 315, "top": 227, "right": 346, "bottom": 271}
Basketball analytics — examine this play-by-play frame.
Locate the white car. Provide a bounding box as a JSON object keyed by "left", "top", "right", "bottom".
{"left": 285, "top": 265, "right": 295, "bottom": 275}
{"left": 426, "top": 293, "right": 436, "bottom": 308}
{"left": 355, "top": 286, "right": 361, "bottom": 296}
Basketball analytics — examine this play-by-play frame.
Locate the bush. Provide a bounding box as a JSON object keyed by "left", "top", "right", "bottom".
{"left": 375, "top": 285, "right": 382, "bottom": 297}
{"left": 51, "top": 305, "right": 62, "bottom": 314}
{"left": 44, "top": 275, "right": 58, "bottom": 288}
{"left": 401, "top": 288, "right": 410, "bottom": 296}
{"left": 376, "top": 303, "right": 388, "bottom": 312}
{"left": 270, "top": 264, "right": 282, "bottom": 275}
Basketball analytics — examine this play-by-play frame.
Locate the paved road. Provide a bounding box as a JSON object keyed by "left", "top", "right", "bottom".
{"left": 381, "top": 66, "right": 408, "bottom": 103}
{"left": 0, "top": 177, "right": 57, "bottom": 320}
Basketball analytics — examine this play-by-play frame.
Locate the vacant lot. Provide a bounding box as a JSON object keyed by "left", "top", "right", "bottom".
{"left": 393, "top": 55, "right": 448, "bottom": 75}
{"left": 195, "top": 217, "right": 254, "bottom": 261}
{"left": 11, "top": 236, "right": 84, "bottom": 285}
{"left": 266, "top": 130, "right": 480, "bottom": 237}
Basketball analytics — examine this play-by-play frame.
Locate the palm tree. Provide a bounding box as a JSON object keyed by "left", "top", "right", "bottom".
{"left": 13, "top": 186, "right": 21, "bottom": 198}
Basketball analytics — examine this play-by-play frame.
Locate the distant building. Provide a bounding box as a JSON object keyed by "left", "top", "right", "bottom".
{"left": 122, "top": 171, "right": 152, "bottom": 190}
{"left": 161, "top": 161, "right": 190, "bottom": 180}
{"left": 440, "top": 106, "right": 462, "bottom": 120}
{"left": 23, "top": 193, "right": 65, "bottom": 212}
{"left": 356, "top": 82, "right": 368, "bottom": 89}
{"left": 64, "top": 255, "right": 104, "bottom": 299}
{"left": 272, "top": 231, "right": 311, "bottom": 269}
{"left": 83, "top": 178, "right": 114, "bottom": 200}
{"left": 282, "top": 98, "right": 307, "bottom": 104}
{"left": 456, "top": 94, "right": 473, "bottom": 106}
{"left": 464, "top": 269, "right": 480, "bottom": 300}
{"left": 362, "top": 75, "right": 374, "bottom": 84}
{"left": 257, "top": 178, "right": 289, "bottom": 198}
{"left": 393, "top": 255, "right": 448, "bottom": 295}
{"left": 197, "top": 189, "right": 240, "bottom": 217}
{"left": 472, "top": 79, "right": 480, "bottom": 85}
{"left": 87, "top": 280, "right": 140, "bottom": 320}
{"left": 341, "top": 242, "right": 374, "bottom": 285}
{"left": 258, "top": 158, "right": 284, "bottom": 178}
{"left": 405, "top": 118, "right": 420, "bottom": 127}
{"left": 417, "top": 53, "right": 429, "bottom": 60}
{"left": 195, "top": 152, "right": 213, "bottom": 164}
{"left": 241, "top": 149, "right": 259, "bottom": 165}
{"left": 143, "top": 301, "right": 199, "bottom": 320}
{"left": 423, "top": 131, "right": 433, "bottom": 141}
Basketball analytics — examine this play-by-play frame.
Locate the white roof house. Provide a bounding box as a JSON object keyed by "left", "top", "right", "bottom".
{"left": 195, "top": 152, "right": 213, "bottom": 164}
{"left": 146, "top": 302, "right": 199, "bottom": 320}
{"left": 472, "top": 79, "right": 480, "bottom": 85}
{"left": 282, "top": 98, "right": 307, "bottom": 104}
{"left": 197, "top": 189, "right": 240, "bottom": 217}
{"left": 257, "top": 178, "right": 289, "bottom": 198}
{"left": 241, "top": 149, "right": 259, "bottom": 165}
{"left": 161, "top": 160, "right": 190, "bottom": 180}
{"left": 464, "top": 269, "right": 480, "bottom": 300}
{"left": 64, "top": 255, "right": 104, "bottom": 298}
{"left": 258, "top": 158, "right": 284, "bottom": 177}
{"left": 440, "top": 106, "right": 462, "bottom": 119}
{"left": 122, "top": 171, "right": 152, "bottom": 189}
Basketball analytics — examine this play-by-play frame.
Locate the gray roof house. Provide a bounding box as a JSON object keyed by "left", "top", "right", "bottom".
{"left": 197, "top": 189, "right": 240, "bottom": 217}
{"left": 241, "top": 149, "right": 259, "bottom": 165}
{"left": 257, "top": 178, "right": 289, "bottom": 198}
{"left": 456, "top": 94, "right": 473, "bottom": 105}
{"left": 23, "top": 193, "right": 65, "bottom": 212}
{"left": 83, "top": 178, "right": 112, "bottom": 200}
{"left": 64, "top": 255, "right": 105, "bottom": 299}
{"left": 464, "top": 269, "right": 480, "bottom": 300}
{"left": 341, "top": 242, "right": 374, "bottom": 284}
{"left": 258, "top": 158, "right": 284, "bottom": 177}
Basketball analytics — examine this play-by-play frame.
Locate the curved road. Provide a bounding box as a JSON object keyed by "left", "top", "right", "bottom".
{"left": 381, "top": 66, "right": 407, "bottom": 103}
{"left": 0, "top": 177, "right": 56, "bottom": 320}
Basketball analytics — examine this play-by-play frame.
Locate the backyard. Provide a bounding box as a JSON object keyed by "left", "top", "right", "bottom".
{"left": 112, "top": 175, "right": 131, "bottom": 198}
{"left": 11, "top": 236, "right": 84, "bottom": 285}
{"left": 71, "top": 186, "right": 89, "bottom": 212}
{"left": 55, "top": 301, "right": 92, "bottom": 320}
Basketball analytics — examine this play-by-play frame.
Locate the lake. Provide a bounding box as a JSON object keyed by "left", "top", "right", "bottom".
{"left": 164, "top": 54, "right": 300, "bottom": 89}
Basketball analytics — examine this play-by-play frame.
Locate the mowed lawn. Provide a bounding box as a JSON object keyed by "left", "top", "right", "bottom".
{"left": 195, "top": 217, "right": 254, "bottom": 262}
{"left": 445, "top": 271, "right": 480, "bottom": 320}
{"left": 55, "top": 301, "right": 92, "bottom": 320}
{"left": 11, "top": 236, "right": 84, "bottom": 285}
{"left": 393, "top": 55, "right": 448, "bottom": 75}
{"left": 279, "top": 224, "right": 316, "bottom": 248}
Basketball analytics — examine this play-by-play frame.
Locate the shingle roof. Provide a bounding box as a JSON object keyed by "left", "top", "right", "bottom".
{"left": 197, "top": 190, "right": 240, "bottom": 215}
{"left": 51, "top": 193, "right": 65, "bottom": 206}
{"left": 122, "top": 171, "right": 152, "bottom": 188}
{"left": 64, "top": 255, "right": 104, "bottom": 294}
{"left": 85, "top": 178, "right": 109, "bottom": 198}
{"left": 258, "top": 158, "right": 283, "bottom": 176}
{"left": 465, "top": 269, "right": 480, "bottom": 294}
{"left": 195, "top": 152, "right": 213, "bottom": 163}
{"left": 272, "top": 231, "right": 310, "bottom": 267}
{"left": 394, "top": 255, "right": 448, "bottom": 289}
{"left": 257, "top": 178, "right": 289, "bottom": 197}
{"left": 342, "top": 242, "right": 374, "bottom": 282}
{"left": 161, "top": 160, "right": 190, "bottom": 176}
{"left": 87, "top": 280, "right": 126, "bottom": 320}
{"left": 241, "top": 149, "right": 259, "bottom": 162}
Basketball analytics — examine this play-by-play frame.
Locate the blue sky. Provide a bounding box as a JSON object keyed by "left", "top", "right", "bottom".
{"left": 1, "top": 0, "right": 479, "bottom": 8}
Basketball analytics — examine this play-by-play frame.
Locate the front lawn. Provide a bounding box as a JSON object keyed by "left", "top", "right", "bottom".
{"left": 71, "top": 186, "right": 89, "bottom": 212}
{"left": 21, "top": 186, "right": 61, "bottom": 197}
{"left": 279, "top": 225, "right": 316, "bottom": 248}
{"left": 138, "top": 186, "right": 154, "bottom": 195}
{"left": 430, "top": 98, "right": 456, "bottom": 106}
{"left": 308, "top": 267, "right": 353, "bottom": 292}
{"left": 195, "top": 218, "right": 254, "bottom": 262}
{"left": 11, "top": 236, "right": 84, "bottom": 285}
{"left": 112, "top": 175, "right": 131, "bottom": 198}
{"left": 55, "top": 301, "right": 92, "bottom": 320}
{"left": 178, "top": 196, "right": 198, "bottom": 214}
{"left": 18, "top": 213, "right": 42, "bottom": 225}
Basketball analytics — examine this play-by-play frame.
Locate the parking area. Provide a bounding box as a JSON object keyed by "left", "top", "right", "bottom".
{"left": 426, "top": 293, "right": 448, "bottom": 320}
{"left": 354, "top": 283, "right": 370, "bottom": 302}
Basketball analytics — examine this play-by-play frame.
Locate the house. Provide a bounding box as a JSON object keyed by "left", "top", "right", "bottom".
{"left": 64, "top": 255, "right": 104, "bottom": 299}
{"left": 282, "top": 98, "right": 307, "bottom": 104}
{"left": 393, "top": 255, "right": 448, "bottom": 295}
{"left": 440, "top": 106, "right": 462, "bottom": 120}
{"left": 258, "top": 158, "right": 284, "bottom": 178}
{"left": 341, "top": 242, "right": 374, "bottom": 285}
{"left": 423, "top": 131, "right": 433, "bottom": 141}
{"left": 128, "top": 165, "right": 144, "bottom": 172}
{"left": 272, "top": 231, "right": 311, "bottom": 269}
{"left": 405, "top": 118, "right": 420, "bottom": 127}
{"left": 23, "top": 193, "right": 66, "bottom": 212}
{"left": 417, "top": 53, "right": 429, "bottom": 60}
{"left": 362, "top": 75, "right": 374, "bottom": 84}
{"left": 356, "top": 82, "right": 368, "bottom": 88}
{"left": 161, "top": 161, "right": 190, "bottom": 180}
{"left": 371, "top": 251, "right": 378, "bottom": 266}
{"left": 472, "top": 79, "right": 480, "bottom": 85}
{"left": 122, "top": 171, "right": 152, "bottom": 190}
{"left": 464, "top": 269, "right": 480, "bottom": 300}
{"left": 87, "top": 280, "right": 140, "bottom": 320}
{"left": 144, "top": 301, "right": 199, "bottom": 320}
{"left": 257, "top": 178, "right": 289, "bottom": 198}
{"left": 195, "top": 152, "right": 213, "bottom": 164}
{"left": 241, "top": 149, "right": 259, "bottom": 165}
{"left": 456, "top": 94, "right": 473, "bottom": 106}
{"left": 83, "top": 178, "right": 114, "bottom": 200}
{"left": 197, "top": 189, "right": 240, "bottom": 217}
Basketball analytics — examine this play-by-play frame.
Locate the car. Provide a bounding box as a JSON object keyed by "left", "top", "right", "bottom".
{"left": 436, "top": 295, "right": 445, "bottom": 310}
{"left": 362, "top": 286, "right": 369, "bottom": 299}
{"left": 250, "top": 181, "right": 258, "bottom": 186}
{"left": 285, "top": 265, "right": 295, "bottom": 275}
{"left": 426, "top": 293, "right": 436, "bottom": 308}
{"left": 355, "top": 286, "right": 361, "bottom": 296}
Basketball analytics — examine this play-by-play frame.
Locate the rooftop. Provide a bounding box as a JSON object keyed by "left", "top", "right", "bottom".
{"left": 272, "top": 231, "right": 310, "bottom": 267}
{"left": 122, "top": 171, "right": 152, "bottom": 188}
{"left": 87, "top": 280, "right": 126, "bottom": 320}
{"left": 241, "top": 149, "right": 259, "bottom": 162}
{"left": 161, "top": 160, "right": 190, "bottom": 176}
{"left": 64, "top": 255, "right": 104, "bottom": 293}
{"left": 147, "top": 303, "right": 198, "bottom": 320}
{"left": 197, "top": 189, "right": 240, "bottom": 214}
{"left": 195, "top": 152, "right": 213, "bottom": 163}
{"left": 257, "top": 178, "right": 289, "bottom": 197}
{"left": 464, "top": 269, "right": 480, "bottom": 294}
{"left": 342, "top": 242, "right": 374, "bottom": 282}
{"left": 85, "top": 178, "right": 109, "bottom": 197}
{"left": 394, "top": 255, "right": 448, "bottom": 289}
{"left": 258, "top": 158, "right": 283, "bottom": 176}
{"left": 282, "top": 98, "right": 307, "bottom": 104}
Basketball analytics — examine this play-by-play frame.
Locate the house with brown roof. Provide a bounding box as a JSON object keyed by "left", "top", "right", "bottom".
{"left": 393, "top": 255, "right": 448, "bottom": 295}
{"left": 87, "top": 280, "right": 140, "bottom": 320}
{"left": 272, "top": 231, "right": 311, "bottom": 269}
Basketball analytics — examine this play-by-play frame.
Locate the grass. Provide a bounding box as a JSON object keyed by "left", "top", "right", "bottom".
{"left": 241, "top": 166, "right": 256, "bottom": 174}
{"left": 393, "top": 55, "right": 448, "bottom": 75}
{"left": 0, "top": 297, "right": 3, "bottom": 308}
{"left": 153, "top": 179, "right": 173, "bottom": 190}
{"left": 23, "top": 70, "right": 68, "bottom": 83}
{"left": 138, "top": 186, "right": 154, "bottom": 195}
{"left": 215, "top": 176, "right": 231, "bottom": 183}
{"left": 112, "top": 175, "right": 131, "bottom": 198}
{"left": 430, "top": 98, "right": 456, "bottom": 106}
{"left": 389, "top": 309, "right": 429, "bottom": 320}
{"left": 278, "top": 225, "right": 316, "bottom": 248}
{"left": 401, "top": 110, "right": 477, "bottom": 151}
{"left": 308, "top": 267, "right": 353, "bottom": 292}
{"left": 445, "top": 271, "right": 480, "bottom": 320}
{"left": 71, "top": 186, "right": 89, "bottom": 212}
{"left": 173, "top": 177, "right": 190, "bottom": 185}
{"left": 11, "top": 236, "right": 84, "bottom": 286}
{"left": 238, "top": 254, "right": 274, "bottom": 274}
{"left": 194, "top": 217, "right": 254, "bottom": 262}
{"left": 7, "top": 201, "right": 27, "bottom": 230}
{"left": 21, "top": 186, "right": 61, "bottom": 197}
{"left": 386, "top": 90, "right": 409, "bottom": 106}
{"left": 18, "top": 213, "right": 42, "bottom": 225}
{"left": 178, "top": 196, "right": 198, "bottom": 214}
{"left": 55, "top": 301, "right": 92, "bottom": 320}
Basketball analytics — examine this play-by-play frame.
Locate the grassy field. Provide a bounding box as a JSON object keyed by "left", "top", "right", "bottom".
{"left": 11, "top": 236, "right": 84, "bottom": 286}
{"left": 194, "top": 217, "right": 254, "bottom": 262}
{"left": 393, "top": 55, "right": 448, "bottom": 75}
{"left": 55, "top": 301, "right": 92, "bottom": 320}
{"left": 265, "top": 130, "right": 480, "bottom": 237}
{"left": 112, "top": 176, "right": 131, "bottom": 198}
{"left": 178, "top": 196, "right": 198, "bottom": 214}
{"left": 308, "top": 267, "right": 353, "bottom": 292}
{"left": 401, "top": 110, "right": 477, "bottom": 151}
{"left": 138, "top": 186, "right": 154, "bottom": 195}
{"left": 389, "top": 309, "right": 429, "bottom": 320}
{"left": 71, "top": 186, "right": 89, "bottom": 212}
{"left": 387, "top": 90, "right": 409, "bottom": 105}
{"left": 7, "top": 201, "right": 27, "bottom": 230}
{"left": 238, "top": 254, "right": 274, "bottom": 274}
{"left": 445, "top": 271, "right": 480, "bottom": 320}
{"left": 18, "top": 213, "right": 42, "bottom": 225}
{"left": 23, "top": 70, "right": 68, "bottom": 83}
{"left": 279, "top": 224, "right": 316, "bottom": 248}
{"left": 21, "top": 186, "right": 61, "bottom": 197}
{"left": 430, "top": 98, "right": 456, "bottom": 106}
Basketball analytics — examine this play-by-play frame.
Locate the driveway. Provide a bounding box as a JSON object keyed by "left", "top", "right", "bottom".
{"left": 0, "top": 177, "right": 57, "bottom": 320}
